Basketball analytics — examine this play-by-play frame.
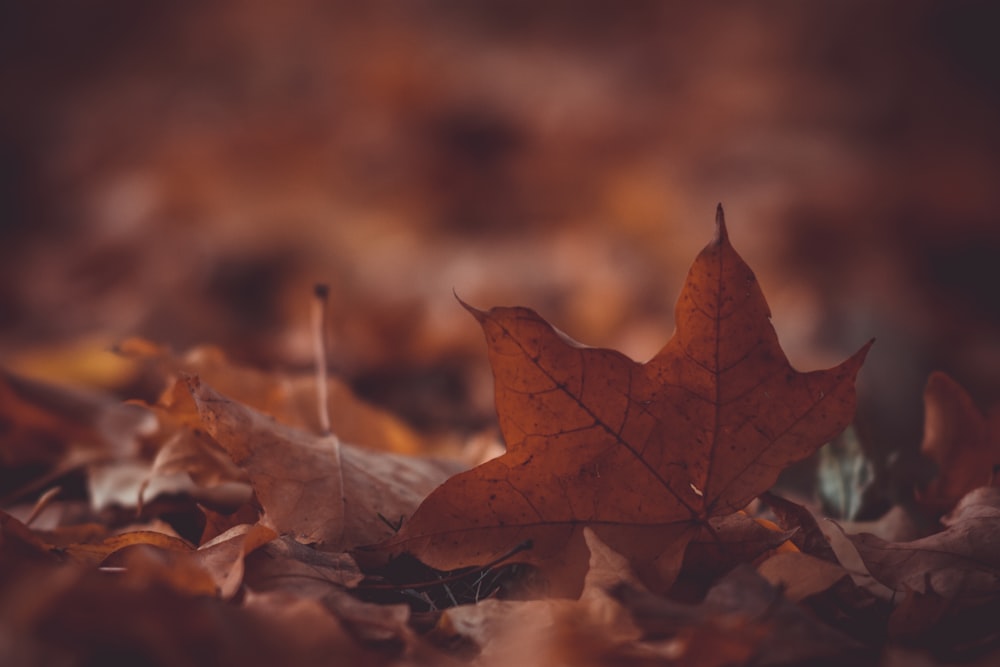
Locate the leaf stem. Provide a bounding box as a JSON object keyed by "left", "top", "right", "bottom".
{"left": 312, "top": 283, "right": 331, "bottom": 436}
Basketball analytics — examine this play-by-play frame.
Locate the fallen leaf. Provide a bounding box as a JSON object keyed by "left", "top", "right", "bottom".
{"left": 848, "top": 486, "right": 1000, "bottom": 600}
{"left": 87, "top": 460, "right": 193, "bottom": 513}
{"left": 0, "top": 558, "right": 373, "bottom": 667}
{"left": 241, "top": 591, "right": 389, "bottom": 667}
{"left": 147, "top": 426, "right": 248, "bottom": 492}
{"left": 320, "top": 592, "right": 420, "bottom": 655}
{"left": 916, "top": 371, "right": 1000, "bottom": 514}
{"left": 185, "top": 375, "right": 463, "bottom": 550}
{"left": 200, "top": 502, "right": 262, "bottom": 544}
{"left": 760, "top": 491, "right": 840, "bottom": 563}
{"left": 125, "top": 340, "right": 430, "bottom": 454}
{"left": 365, "top": 207, "right": 871, "bottom": 594}
{"left": 243, "top": 535, "right": 363, "bottom": 599}
{"left": 0, "top": 510, "right": 61, "bottom": 564}
{"left": 435, "top": 529, "right": 641, "bottom": 667}
{"left": 190, "top": 523, "right": 277, "bottom": 598}
{"left": 61, "top": 530, "right": 195, "bottom": 567}
{"left": 612, "top": 564, "right": 870, "bottom": 666}
{"left": 672, "top": 513, "right": 795, "bottom": 600}
{"left": 887, "top": 586, "right": 1000, "bottom": 660}
{"left": 107, "top": 544, "right": 219, "bottom": 597}
{"left": 0, "top": 369, "right": 155, "bottom": 501}
{"left": 756, "top": 551, "right": 850, "bottom": 602}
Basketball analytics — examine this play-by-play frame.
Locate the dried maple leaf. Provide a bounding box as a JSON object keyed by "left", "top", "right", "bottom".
{"left": 363, "top": 207, "right": 871, "bottom": 595}
{"left": 916, "top": 371, "right": 1000, "bottom": 514}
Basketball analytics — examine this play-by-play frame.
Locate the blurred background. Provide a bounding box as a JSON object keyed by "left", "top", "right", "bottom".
{"left": 3, "top": 0, "right": 1000, "bottom": 497}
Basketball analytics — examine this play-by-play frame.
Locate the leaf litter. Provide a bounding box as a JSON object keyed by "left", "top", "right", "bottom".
{"left": 1, "top": 208, "right": 998, "bottom": 665}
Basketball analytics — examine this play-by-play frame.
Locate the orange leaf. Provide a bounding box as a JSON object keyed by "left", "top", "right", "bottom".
{"left": 62, "top": 530, "right": 195, "bottom": 567}
{"left": 363, "top": 207, "right": 871, "bottom": 595}
{"left": 916, "top": 371, "right": 1000, "bottom": 514}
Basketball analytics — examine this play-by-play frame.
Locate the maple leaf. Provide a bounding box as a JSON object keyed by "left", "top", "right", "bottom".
{"left": 362, "top": 207, "right": 872, "bottom": 595}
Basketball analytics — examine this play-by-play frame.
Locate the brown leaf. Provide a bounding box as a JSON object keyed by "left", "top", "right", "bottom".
{"left": 366, "top": 208, "right": 871, "bottom": 594}
{"left": 0, "top": 510, "right": 61, "bottom": 564}
{"left": 108, "top": 544, "right": 219, "bottom": 597}
{"left": 129, "top": 340, "right": 430, "bottom": 454}
{"left": 185, "top": 375, "right": 463, "bottom": 550}
{"left": 190, "top": 523, "right": 277, "bottom": 598}
{"left": 756, "top": 551, "right": 851, "bottom": 602}
{"left": 61, "top": 530, "right": 195, "bottom": 567}
{"left": 760, "top": 491, "right": 840, "bottom": 563}
{"left": 243, "top": 535, "right": 363, "bottom": 599}
{"left": 0, "top": 557, "right": 374, "bottom": 667}
{"left": 200, "top": 502, "right": 263, "bottom": 544}
{"left": 848, "top": 486, "right": 1000, "bottom": 599}
{"left": 148, "top": 425, "right": 248, "bottom": 491}
{"left": 916, "top": 371, "right": 1000, "bottom": 514}
{"left": 436, "top": 531, "right": 641, "bottom": 667}
{"left": 672, "top": 513, "right": 795, "bottom": 600}
{"left": 0, "top": 369, "right": 154, "bottom": 502}
{"left": 612, "top": 564, "right": 869, "bottom": 666}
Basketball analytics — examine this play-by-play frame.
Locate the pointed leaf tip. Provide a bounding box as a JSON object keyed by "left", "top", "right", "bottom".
{"left": 856, "top": 338, "right": 876, "bottom": 367}
{"left": 714, "top": 204, "right": 729, "bottom": 245}
{"left": 453, "top": 290, "right": 486, "bottom": 322}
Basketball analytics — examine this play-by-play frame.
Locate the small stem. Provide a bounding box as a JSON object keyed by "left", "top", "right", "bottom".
{"left": 25, "top": 486, "right": 61, "bottom": 527}
{"left": 312, "top": 283, "right": 331, "bottom": 436}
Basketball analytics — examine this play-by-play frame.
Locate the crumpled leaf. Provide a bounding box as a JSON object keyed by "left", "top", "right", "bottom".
{"left": 122, "top": 340, "right": 430, "bottom": 454}
{"left": 0, "top": 369, "right": 155, "bottom": 501}
{"left": 107, "top": 544, "right": 220, "bottom": 597}
{"left": 916, "top": 371, "right": 1000, "bottom": 514}
{"left": 612, "top": 564, "right": 870, "bottom": 666}
{"left": 672, "top": 513, "right": 796, "bottom": 599}
{"left": 189, "top": 523, "right": 278, "bottom": 598}
{"left": 760, "top": 491, "right": 840, "bottom": 563}
{"left": 756, "top": 551, "right": 851, "bottom": 602}
{"left": 185, "top": 376, "right": 463, "bottom": 550}
{"left": 365, "top": 208, "right": 871, "bottom": 595}
{"left": 0, "top": 554, "right": 374, "bottom": 667}
{"left": 243, "top": 535, "right": 363, "bottom": 599}
{"left": 848, "top": 485, "right": 1000, "bottom": 599}
{"left": 435, "top": 529, "right": 642, "bottom": 667}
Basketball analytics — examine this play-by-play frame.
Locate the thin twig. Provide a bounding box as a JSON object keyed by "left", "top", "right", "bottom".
{"left": 312, "top": 283, "right": 331, "bottom": 436}
{"left": 24, "top": 486, "right": 61, "bottom": 527}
